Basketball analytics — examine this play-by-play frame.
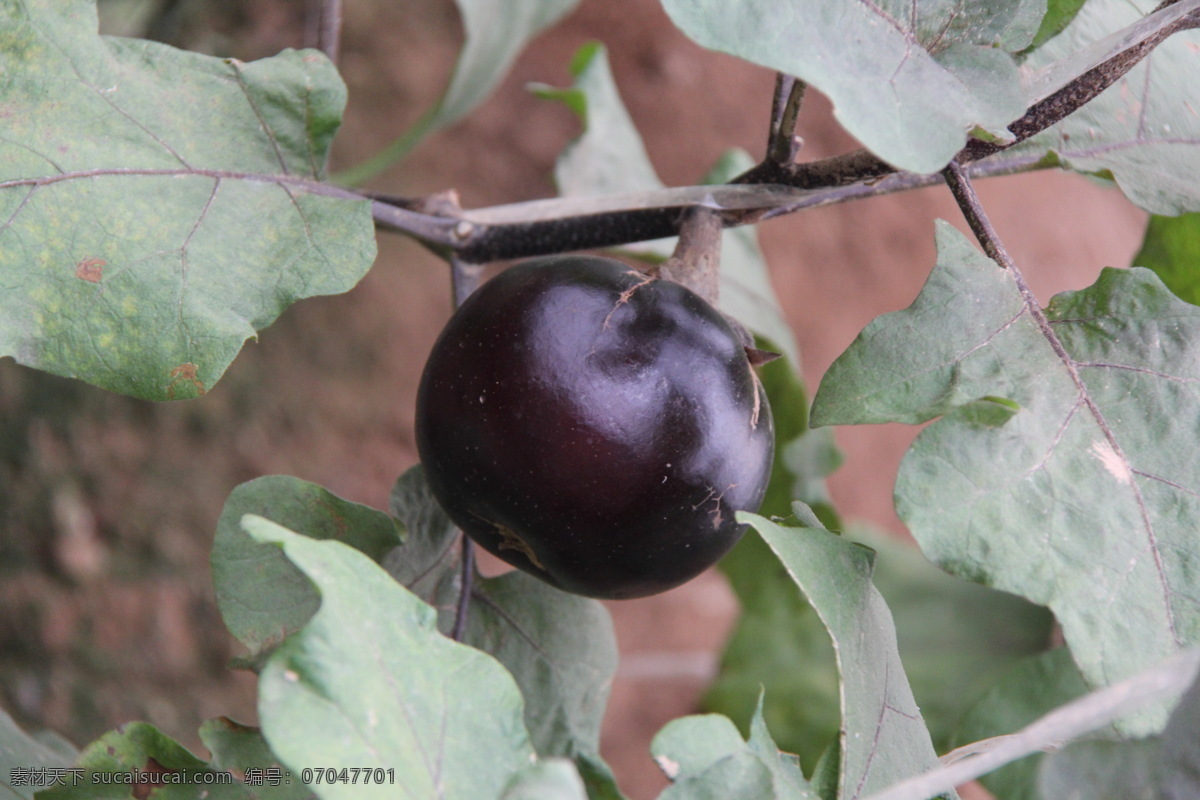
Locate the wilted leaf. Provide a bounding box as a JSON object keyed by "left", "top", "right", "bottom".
{"left": 1132, "top": 213, "right": 1200, "bottom": 306}
{"left": 211, "top": 476, "right": 401, "bottom": 661}
{"left": 659, "top": 0, "right": 1036, "bottom": 173}
{"left": 245, "top": 516, "right": 534, "bottom": 800}
{"left": 0, "top": 1, "right": 375, "bottom": 400}
{"left": 814, "top": 221, "right": 1200, "bottom": 733}
{"left": 743, "top": 512, "right": 952, "bottom": 799}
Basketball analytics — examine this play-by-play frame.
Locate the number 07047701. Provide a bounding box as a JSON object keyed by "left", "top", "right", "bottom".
{"left": 300, "top": 767, "right": 396, "bottom": 785}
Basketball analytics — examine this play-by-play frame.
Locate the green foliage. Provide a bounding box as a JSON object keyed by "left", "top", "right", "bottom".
{"left": 212, "top": 476, "right": 403, "bottom": 661}
{"left": 815, "top": 222, "right": 1200, "bottom": 734}
{"left": 4, "top": 1, "right": 1200, "bottom": 799}
{"left": 245, "top": 516, "right": 537, "bottom": 800}
{"left": 0, "top": 710, "right": 75, "bottom": 800}
{"left": 659, "top": 0, "right": 1033, "bottom": 173}
{"left": 650, "top": 705, "right": 814, "bottom": 799}
{"left": 1038, "top": 669, "right": 1200, "bottom": 800}
{"left": 0, "top": 0, "right": 375, "bottom": 401}
{"left": 952, "top": 648, "right": 1093, "bottom": 800}
{"left": 1134, "top": 213, "right": 1200, "bottom": 305}
{"left": 1016, "top": 0, "right": 1200, "bottom": 214}
{"left": 742, "top": 511, "right": 950, "bottom": 799}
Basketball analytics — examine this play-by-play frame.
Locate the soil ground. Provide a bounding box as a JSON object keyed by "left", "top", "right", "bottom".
{"left": 0, "top": 2, "right": 1148, "bottom": 798}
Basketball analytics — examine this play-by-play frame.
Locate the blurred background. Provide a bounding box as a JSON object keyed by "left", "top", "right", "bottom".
{"left": 0, "top": 0, "right": 1149, "bottom": 797}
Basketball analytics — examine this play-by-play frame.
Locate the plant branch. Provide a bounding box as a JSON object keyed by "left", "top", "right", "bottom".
{"left": 765, "top": 73, "right": 807, "bottom": 166}
{"left": 307, "top": 0, "right": 343, "bottom": 64}
{"left": 373, "top": 151, "right": 1048, "bottom": 261}
{"left": 368, "top": 3, "right": 1197, "bottom": 263}
{"left": 451, "top": 534, "right": 475, "bottom": 642}
{"left": 737, "top": 1, "right": 1200, "bottom": 188}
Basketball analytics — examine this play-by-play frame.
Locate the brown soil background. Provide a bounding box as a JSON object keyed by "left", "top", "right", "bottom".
{"left": 0, "top": 1, "right": 1148, "bottom": 798}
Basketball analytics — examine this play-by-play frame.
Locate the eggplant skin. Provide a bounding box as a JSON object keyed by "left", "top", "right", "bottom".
{"left": 416, "top": 255, "right": 774, "bottom": 600}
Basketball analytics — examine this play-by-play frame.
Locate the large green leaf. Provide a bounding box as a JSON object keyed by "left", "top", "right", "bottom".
{"left": 0, "top": 0, "right": 375, "bottom": 401}
{"left": 1132, "top": 213, "right": 1200, "bottom": 306}
{"left": 743, "top": 512, "right": 953, "bottom": 800}
{"left": 659, "top": 0, "right": 1035, "bottom": 174}
{"left": 245, "top": 516, "right": 535, "bottom": 800}
{"left": 813, "top": 222, "right": 1200, "bottom": 733}
{"left": 651, "top": 704, "right": 815, "bottom": 800}
{"left": 337, "top": 0, "right": 579, "bottom": 183}
{"left": 212, "top": 475, "right": 402, "bottom": 660}
{"left": 1016, "top": 0, "right": 1200, "bottom": 214}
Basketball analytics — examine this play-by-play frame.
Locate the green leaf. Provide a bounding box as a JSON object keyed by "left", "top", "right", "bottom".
{"left": 501, "top": 760, "right": 589, "bottom": 800}
{"left": 659, "top": 0, "right": 1034, "bottom": 174}
{"left": 1016, "top": 0, "right": 1200, "bottom": 214}
{"left": 0, "top": 710, "right": 75, "bottom": 800}
{"left": 951, "top": 648, "right": 1092, "bottom": 800}
{"left": 36, "top": 722, "right": 242, "bottom": 800}
{"left": 707, "top": 524, "right": 1053, "bottom": 773}
{"left": 0, "top": 1, "right": 375, "bottom": 400}
{"left": 650, "top": 704, "right": 815, "bottom": 800}
{"left": 1022, "top": 0, "right": 1089, "bottom": 53}
{"left": 212, "top": 476, "right": 402, "bottom": 661}
{"left": 743, "top": 513, "right": 952, "bottom": 800}
{"left": 1037, "top": 664, "right": 1200, "bottom": 800}
{"left": 198, "top": 718, "right": 312, "bottom": 800}
{"left": 244, "top": 516, "right": 535, "bottom": 800}
{"left": 448, "top": 570, "right": 619, "bottom": 797}
{"left": 531, "top": 43, "right": 662, "bottom": 198}
{"left": 815, "top": 221, "right": 1200, "bottom": 734}
{"left": 850, "top": 527, "right": 1054, "bottom": 752}
{"left": 337, "top": 0, "right": 579, "bottom": 183}
{"left": 382, "top": 465, "right": 461, "bottom": 604}
{"left": 1132, "top": 213, "right": 1200, "bottom": 306}
{"left": 705, "top": 330, "right": 844, "bottom": 776}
